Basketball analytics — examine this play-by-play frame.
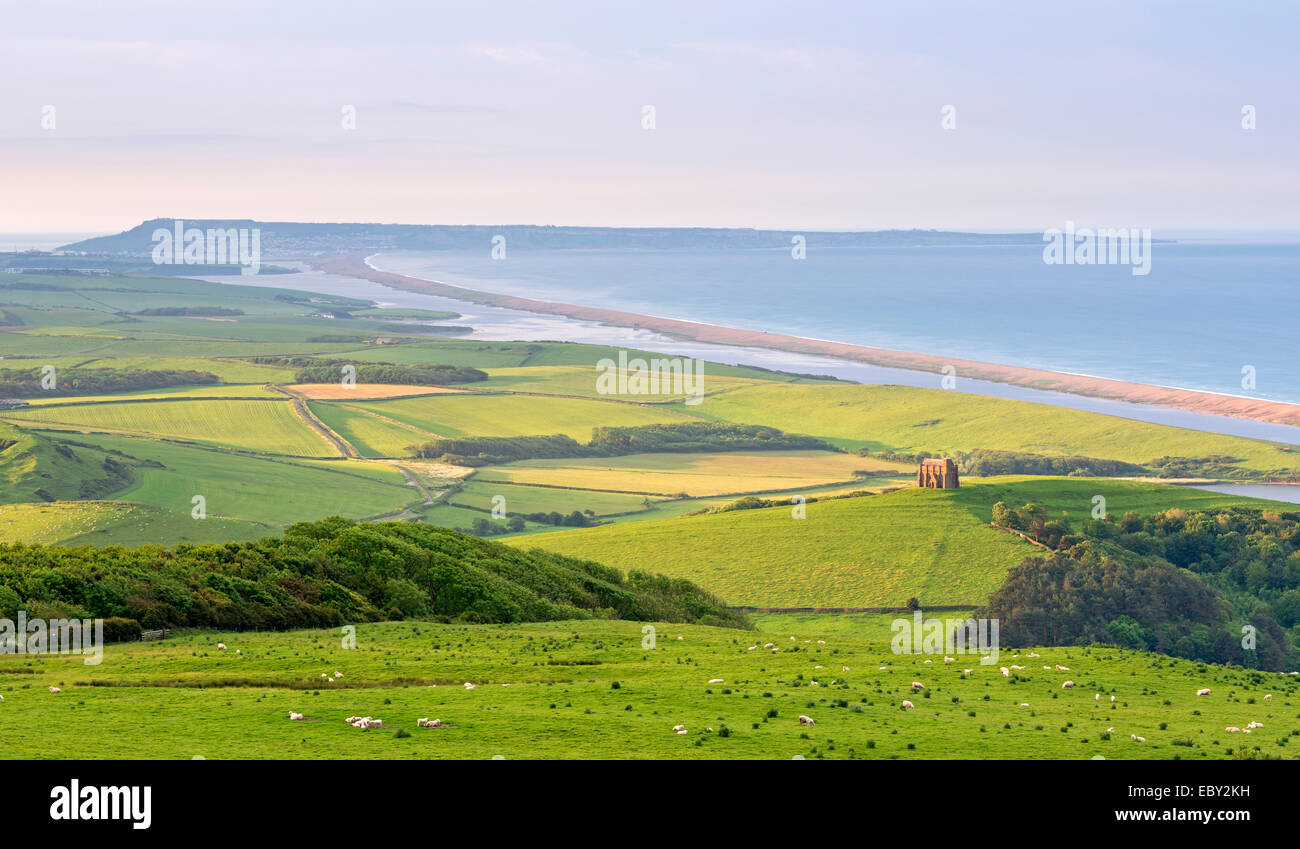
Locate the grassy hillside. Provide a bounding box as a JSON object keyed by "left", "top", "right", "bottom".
{"left": 2, "top": 618, "right": 1294, "bottom": 759}
{"left": 511, "top": 478, "right": 1300, "bottom": 609}
{"left": 694, "top": 384, "right": 1300, "bottom": 473}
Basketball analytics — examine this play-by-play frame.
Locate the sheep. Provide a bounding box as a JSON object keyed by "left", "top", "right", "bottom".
{"left": 763, "top": 643, "right": 775, "bottom": 649}
{"left": 48, "top": 686, "right": 60, "bottom": 693}
{"left": 0, "top": 694, "right": 4, "bottom": 700}
{"left": 672, "top": 724, "right": 685, "bottom": 732}
{"left": 1247, "top": 721, "right": 1264, "bottom": 729}
{"left": 810, "top": 680, "right": 820, "bottom": 687}
{"left": 1264, "top": 694, "right": 1272, "bottom": 700}
{"left": 1196, "top": 688, "right": 1211, "bottom": 696}
{"left": 943, "top": 656, "right": 955, "bottom": 663}
{"left": 707, "top": 678, "right": 724, "bottom": 684}
{"left": 334, "top": 672, "right": 343, "bottom": 678}
{"left": 217, "top": 643, "right": 226, "bottom": 650}
{"left": 676, "top": 729, "right": 688, "bottom": 735}
{"left": 1131, "top": 734, "right": 1145, "bottom": 742}
{"left": 1062, "top": 681, "right": 1075, "bottom": 689}
{"left": 901, "top": 700, "right": 914, "bottom": 710}
{"left": 464, "top": 682, "right": 476, "bottom": 690}
{"left": 747, "top": 646, "right": 757, "bottom": 651}
{"left": 841, "top": 666, "right": 850, "bottom": 672}
{"left": 910, "top": 681, "right": 924, "bottom": 690}
{"left": 816, "top": 640, "right": 826, "bottom": 645}
{"left": 923, "top": 659, "right": 932, "bottom": 664}
{"left": 1095, "top": 693, "right": 1101, "bottom": 701}
{"left": 1055, "top": 665, "right": 1070, "bottom": 671}
{"left": 879, "top": 665, "right": 888, "bottom": 671}
{"left": 798, "top": 715, "right": 816, "bottom": 725}
{"left": 963, "top": 669, "right": 973, "bottom": 676}
{"left": 288, "top": 711, "right": 304, "bottom": 721}
{"left": 813, "top": 665, "right": 823, "bottom": 670}
{"left": 1225, "top": 726, "right": 1241, "bottom": 733}
{"left": 1010, "top": 665, "right": 1026, "bottom": 670}
{"left": 1110, "top": 695, "right": 1116, "bottom": 702}
{"left": 1000, "top": 667, "right": 1010, "bottom": 677}
{"left": 235, "top": 649, "right": 241, "bottom": 655}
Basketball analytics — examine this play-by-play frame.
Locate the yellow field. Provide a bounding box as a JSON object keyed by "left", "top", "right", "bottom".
{"left": 472, "top": 450, "right": 911, "bottom": 496}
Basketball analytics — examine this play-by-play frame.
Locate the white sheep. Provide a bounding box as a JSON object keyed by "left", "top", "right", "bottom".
{"left": 1196, "top": 688, "right": 1211, "bottom": 696}
{"left": 763, "top": 643, "right": 774, "bottom": 649}
{"left": 48, "top": 686, "right": 60, "bottom": 693}
{"left": 1264, "top": 694, "right": 1272, "bottom": 700}
{"left": 1225, "top": 726, "right": 1241, "bottom": 733}
{"left": 963, "top": 669, "right": 973, "bottom": 676}
{"left": 1055, "top": 665, "right": 1069, "bottom": 671}
{"left": 798, "top": 715, "right": 815, "bottom": 725}
{"left": 288, "top": 711, "right": 304, "bottom": 721}
{"left": 1000, "top": 667, "right": 1010, "bottom": 677}
{"left": 1131, "top": 734, "right": 1145, "bottom": 742}
{"left": 672, "top": 724, "right": 685, "bottom": 732}
{"left": 1110, "top": 695, "right": 1116, "bottom": 702}
{"left": 841, "top": 666, "right": 850, "bottom": 672}
{"left": 901, "top": 700, "right": 914, "bottom": 710}
{"left": 1062, "top": 681, "right": 1075, "bottom": 689}
{"left": 676, "top": 729, "right": 688, "bottom": 735}
{"left": 707, "top": 678, "right": 724, "bottom": 684}
{"left": 217, "top": 643, "right": 226, "bottom": 650}
{"left": 910, "top": 681, "right": 924, "bottom": 689}
{"left": 464, "top": 682, "right": 476, "bottom": 690}
{"left": 334, "top": 672, "right": 343, "bottom": 678}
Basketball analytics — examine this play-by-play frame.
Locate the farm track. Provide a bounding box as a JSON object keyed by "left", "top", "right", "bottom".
{"left": 272, "top": 385, "right": 356, "bottom": 458}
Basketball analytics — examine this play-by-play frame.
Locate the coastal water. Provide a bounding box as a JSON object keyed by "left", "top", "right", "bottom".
{"left": 207, "top": 265, "right": 1300, "bottom": 447}
{"left": 1188, "top": 483, "right": 1300, "bottom": 505}
{"left": 372, "top": 240, "right": 1300, "bottom": 405}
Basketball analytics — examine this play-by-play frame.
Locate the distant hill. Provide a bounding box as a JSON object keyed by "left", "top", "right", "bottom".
{"left": 59, "top": 219, "right": 1046, "bottom": 256}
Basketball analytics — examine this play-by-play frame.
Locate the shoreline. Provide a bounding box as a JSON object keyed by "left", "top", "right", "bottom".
{"left": 312, "top": 253, "right": 1300, "bottom": 429}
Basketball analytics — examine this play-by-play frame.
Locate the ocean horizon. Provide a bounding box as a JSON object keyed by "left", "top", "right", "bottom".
{"left": 370, "top": 238, "right": 1300, "bottom": 405}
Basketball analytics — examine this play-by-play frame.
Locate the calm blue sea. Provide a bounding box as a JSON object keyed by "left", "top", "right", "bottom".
{"left": 374, "top": 239, "right": 1300, "bottom": 404}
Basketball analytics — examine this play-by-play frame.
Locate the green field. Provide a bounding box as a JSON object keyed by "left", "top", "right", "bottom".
{"left": 509, "top": 478, "right": 1300, "bottom": 608}
{"left": 347, "top": 393, "right": 694, "bottom": 440}
{"left": 472, "top": 450, "right": 907, "bottom": 497}
{"left": 694, "top": 384, "right": 1300, "bottom": 473}
{"left": 1, "top": 399, "right": 335, "bottom": 457}
{"left": 2, "top": 618, "right": 1294, "bottom": 759}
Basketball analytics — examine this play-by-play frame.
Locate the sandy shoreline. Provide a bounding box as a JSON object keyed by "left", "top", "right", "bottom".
{"left": 313, "top": 253, "right": 1300, "bottom": 428}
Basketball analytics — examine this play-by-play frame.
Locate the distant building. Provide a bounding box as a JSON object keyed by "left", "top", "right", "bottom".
{"left": 917, "top": 457, "right": 959, "bottom": 489}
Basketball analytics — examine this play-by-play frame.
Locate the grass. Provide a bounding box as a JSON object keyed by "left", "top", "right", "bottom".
{"left": 694, "top": 383, "right": 1300, "bottom": 472}
{"left": 472, "top": 450, "right": 908, "bottom": 498}
{"left": 346, "top": 393, "right": 693, "bottom": 441}
{"left": 1, "top": 399, "right": 336, "bottom": 457}
{"left": 63, "top": 433, "right": 418, "bottom": 531}
{"left": 309, "top": 402, "right": 437, "bottom": 457}
{"left": 452, "top": 479, "right": 655, "bottom": 517}
{"left": 0, "top": 500, "right": 272, "bottom": 547}
{"left": 1, "top": 618, "right": 1294, "bottom": 759}
{"left": 508, "top": 478, "right": 1300, "bottom": 609}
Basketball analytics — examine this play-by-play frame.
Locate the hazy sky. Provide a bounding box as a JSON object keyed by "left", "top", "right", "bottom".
{"left": 2, "top": 0, "right": 1297, "bottom": 233}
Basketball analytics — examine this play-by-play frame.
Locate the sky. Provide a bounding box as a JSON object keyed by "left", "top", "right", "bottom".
{"left": 1, "top": 0, "right": 1297, "bottom": 234}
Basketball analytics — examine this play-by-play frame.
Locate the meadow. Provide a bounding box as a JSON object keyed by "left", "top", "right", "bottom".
{"left": 510, "top": 478, "right": 1300, "bottom": 609}
{"left": 1, "top": 618, "right": 1294, "bottom": 760}
{"left": 1, "top": 399, "right": 335, "bottom": 457}
{"left": 470, "top": 450, "right": 908, "bottom": 497}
